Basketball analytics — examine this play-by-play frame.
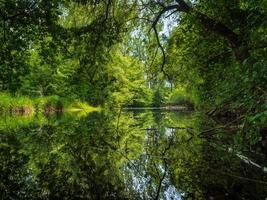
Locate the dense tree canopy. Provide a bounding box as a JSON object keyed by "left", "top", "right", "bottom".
{"left": 0, "top": 0, "right": 267, "bottom": 199}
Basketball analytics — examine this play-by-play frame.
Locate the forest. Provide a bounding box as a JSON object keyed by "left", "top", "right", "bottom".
{"left": 0, "top": 0, "right": 267, "bottom": 199}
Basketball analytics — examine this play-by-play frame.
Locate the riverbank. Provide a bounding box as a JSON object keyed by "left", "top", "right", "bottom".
{"left": 0, "top": 93, "right": 99, "bottom": 116}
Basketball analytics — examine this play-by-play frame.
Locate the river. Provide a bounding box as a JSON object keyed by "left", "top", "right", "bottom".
{"left": 1, "top": 110, "right": 267, "bottom": 199}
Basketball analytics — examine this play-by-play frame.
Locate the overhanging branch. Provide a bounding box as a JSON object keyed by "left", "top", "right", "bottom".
{"left": 150, "top": 4, "right": 180, "bottom": 82}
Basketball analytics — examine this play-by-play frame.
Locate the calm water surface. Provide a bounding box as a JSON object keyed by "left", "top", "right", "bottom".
{"left": 1, "top": 110, "right": 267, "bottom": 199}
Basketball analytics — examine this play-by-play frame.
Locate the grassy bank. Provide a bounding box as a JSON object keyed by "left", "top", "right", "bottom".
{"left": 0, "top": 93, "right": 99, "bottom": 116}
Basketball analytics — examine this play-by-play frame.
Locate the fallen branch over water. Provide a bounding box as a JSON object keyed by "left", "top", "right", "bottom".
{"left": 199, "top": 115, "right": 244, "bottom": 137}
{"left": 212, "top": 169, "right": 267, "bottom": 185}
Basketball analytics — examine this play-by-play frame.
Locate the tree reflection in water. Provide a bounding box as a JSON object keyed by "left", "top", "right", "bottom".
{"left": 1, "top": 110, "right": 267, "bottom": 199}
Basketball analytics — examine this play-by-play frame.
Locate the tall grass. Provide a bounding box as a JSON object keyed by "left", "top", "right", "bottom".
{"left": 0, "top": 93, "right": 99, "bottom": 129}
{"left": 0, "top": 93, "right": 34, "bottom": 114}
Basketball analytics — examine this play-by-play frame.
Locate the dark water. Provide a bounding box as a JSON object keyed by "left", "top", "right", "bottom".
{"left": 1, "top": 110, "right": 267, "bottom": 200}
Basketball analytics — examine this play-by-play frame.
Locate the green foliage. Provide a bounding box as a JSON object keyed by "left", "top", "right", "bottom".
{"left": 0, "top": 0, "right": 139, "bottom": 106}
{"left": 0, "top": 0, "right": 266, "bottom": 198}
{"left": 151, "top": 88, "right": 166, "bottom": 107}
{"left": 162, "top": 0, "right": 267, "bottom": 145}
{"left": 167, "top": 88, "right": 195, "bottom": 107}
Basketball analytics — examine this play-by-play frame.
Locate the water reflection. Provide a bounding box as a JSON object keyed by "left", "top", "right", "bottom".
{"left": 0, "top": 110, "right": 267, "bottom": 199}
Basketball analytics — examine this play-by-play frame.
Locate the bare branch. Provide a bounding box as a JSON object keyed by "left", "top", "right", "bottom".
{"left": 151, "top": 5, "right": 179, "bottom": 29}
{"left": 149, "top": 3, "right": 189, "bottom": 82}
{"left": 165, "top": 10, "right": 179, "bottom": 18}
{"left": 151, "top": 21, "right": 171, "bottom": 82}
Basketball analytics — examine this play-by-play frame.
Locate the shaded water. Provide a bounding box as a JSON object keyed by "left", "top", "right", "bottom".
{"left": 1, "top": 110, "right": 267, "bottom": 199}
